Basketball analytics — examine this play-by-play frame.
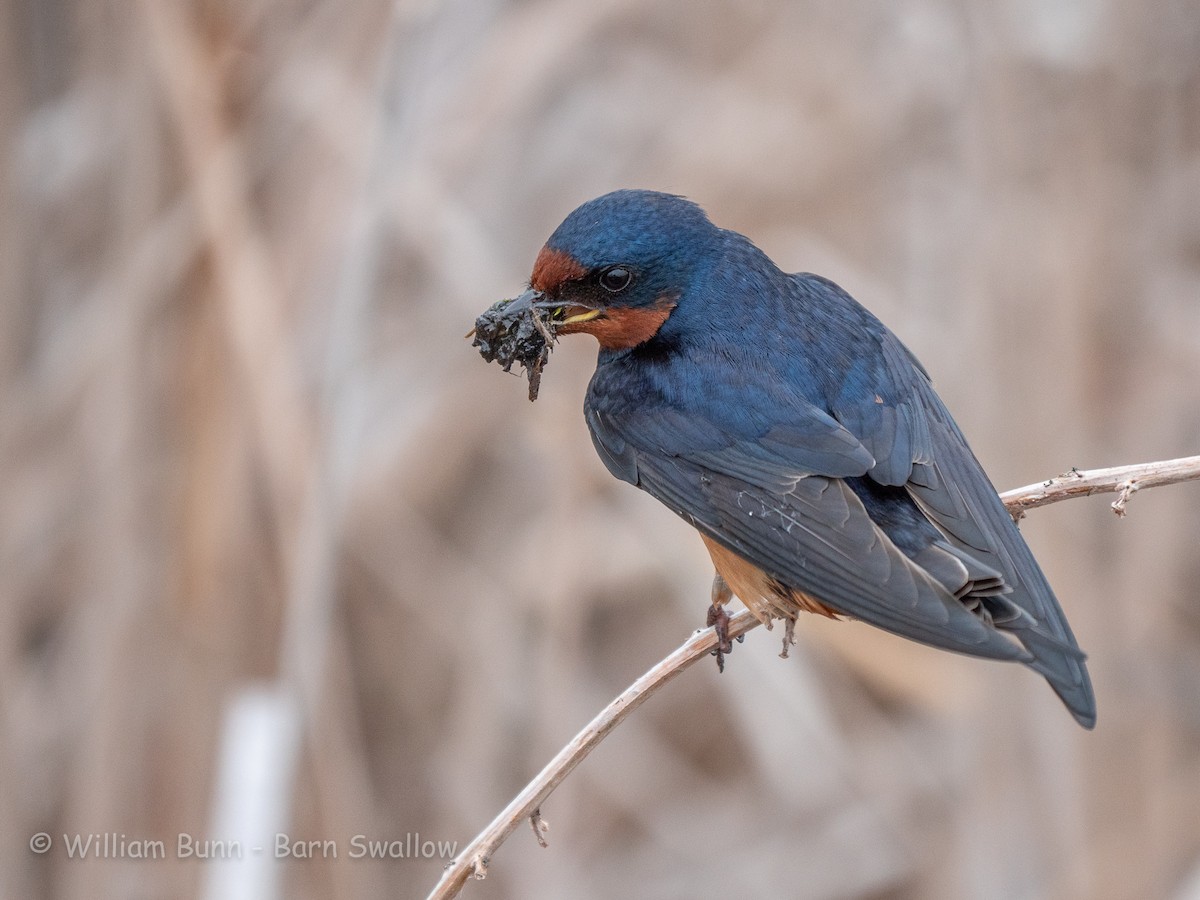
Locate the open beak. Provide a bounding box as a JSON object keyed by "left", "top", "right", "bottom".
{"left": 466, "top": 288, "right": 605, "bottom": 341}
{"left": 529, "top": 293, "right": 604, "bottom": 330}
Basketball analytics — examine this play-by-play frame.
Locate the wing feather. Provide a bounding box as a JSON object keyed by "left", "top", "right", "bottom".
{"left": 596, "top": 411, "right": 1029, "bottom": 660}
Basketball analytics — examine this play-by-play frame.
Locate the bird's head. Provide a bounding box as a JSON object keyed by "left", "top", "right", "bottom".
{"left": 520, "top": 190, "right": 720, "bottom": 351}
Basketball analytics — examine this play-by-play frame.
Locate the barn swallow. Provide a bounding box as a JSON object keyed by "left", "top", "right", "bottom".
{"left": 497, "top": 190, "right": 1095, "bottom": 727}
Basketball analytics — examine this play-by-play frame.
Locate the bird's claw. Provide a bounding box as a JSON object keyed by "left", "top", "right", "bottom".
{"left": 707, "top": 602, "right": 734, "bottom": 672}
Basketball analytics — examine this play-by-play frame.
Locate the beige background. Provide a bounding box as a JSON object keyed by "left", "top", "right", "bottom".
{"left": 2, "top": 1, "right": 1199, "bottom": 898}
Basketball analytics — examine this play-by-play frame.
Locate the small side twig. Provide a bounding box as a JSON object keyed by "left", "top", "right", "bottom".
{"left": 1110, "top": 480, "right": 1139, "bottom": 517}
{"left": 428, "top": 455, "right": 1200, "bottom": 900}
{"left": 528, "top": 808, "right": 549, "bottom": 848}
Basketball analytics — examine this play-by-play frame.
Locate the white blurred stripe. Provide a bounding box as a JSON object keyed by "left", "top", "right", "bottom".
{"left": 201, "top": 686, "right": 301, "bottom": 900}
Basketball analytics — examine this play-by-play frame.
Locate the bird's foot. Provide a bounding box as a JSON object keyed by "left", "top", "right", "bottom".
{"left": 707, "top": 572, "right": 742, "bottom": 672}
{"left": 707, "top": 602, "right": 734, "bottom": 673}
{"left": 779, "top": 615, "right": 797, "bottom": 659}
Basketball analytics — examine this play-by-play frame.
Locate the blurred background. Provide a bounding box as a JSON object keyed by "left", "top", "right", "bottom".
{"left": 3, "top": 1, "right": 1200, "bottom": 898}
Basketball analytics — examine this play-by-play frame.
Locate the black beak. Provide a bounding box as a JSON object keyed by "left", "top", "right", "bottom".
{"left": 505, "top": 286, "right": 597, "bottom": 319}
{"left": 506, "top": 287, "right": 546, "bottom": 315}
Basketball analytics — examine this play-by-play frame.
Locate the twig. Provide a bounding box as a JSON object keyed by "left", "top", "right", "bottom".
{"left": 426, "top": 609, "right": 758, "bottom": 899}
{"left": 427, "top": 455, "right": 1200, "bottom": 899}
{"left": 1000, "top": 455, "right": 1200, "bottom": 518}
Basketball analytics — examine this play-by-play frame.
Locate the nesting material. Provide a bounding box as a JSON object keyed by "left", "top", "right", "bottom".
{"left": 470, "top": 296, "right": 558, "bottom": 401}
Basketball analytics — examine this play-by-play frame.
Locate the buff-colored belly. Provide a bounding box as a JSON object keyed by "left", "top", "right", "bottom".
{"left": 700, "top": 534, "right": 840, "bottom": 622}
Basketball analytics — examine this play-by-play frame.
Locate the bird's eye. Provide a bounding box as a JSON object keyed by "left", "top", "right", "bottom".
{"left": 598, "top": 266, "right": 633, "bottom": 292}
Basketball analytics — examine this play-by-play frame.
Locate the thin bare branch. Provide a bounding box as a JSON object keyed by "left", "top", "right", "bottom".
{"left": 427, "top": 455, "right": 1200, "bottom": 899}
{"left": 1000, "top": 455, "right": 1200, "bottom": 518}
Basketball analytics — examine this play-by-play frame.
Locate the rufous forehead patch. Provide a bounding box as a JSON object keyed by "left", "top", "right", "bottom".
{"left": 530, "top": 246, "right": 587, "bottom": 294}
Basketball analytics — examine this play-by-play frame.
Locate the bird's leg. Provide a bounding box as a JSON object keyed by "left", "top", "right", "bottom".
{"left": 708, "top": 573, "right": 734, "bottom": 673}
{"left": 779, "top": 614, "right": 797, "bottom": 659}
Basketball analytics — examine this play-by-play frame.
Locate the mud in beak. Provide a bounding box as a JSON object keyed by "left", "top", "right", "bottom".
{"left": 465, "top": 288, "right": 540, "bottom": 339}
{"left": 467, "top": 289, "right": 604, "bottom": 342}
{"left": 511, "top": 290, "right": 605, "bottom": 332}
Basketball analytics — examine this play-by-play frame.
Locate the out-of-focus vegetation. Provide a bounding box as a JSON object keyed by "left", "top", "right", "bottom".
{"left": 2, "top": 2, "right": 1199, "bottom": 898}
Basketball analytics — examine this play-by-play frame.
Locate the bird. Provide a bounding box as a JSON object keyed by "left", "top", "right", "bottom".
{"left": 504, "top": 189, "right": 1095, "bottom": 728}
